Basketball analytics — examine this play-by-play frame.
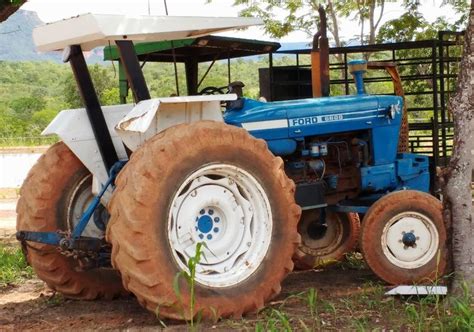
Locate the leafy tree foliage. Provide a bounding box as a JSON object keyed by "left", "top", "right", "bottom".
{"left": 210, "top": 0, "right": 468, "bottom": 46}
{"left": 207, "top": 0, "right": 390, "bottom": 45}
{"left": 63, "top": 64, "right": 118, "bottom": 108}
{"left": 0, "top": 61, "right": 122, "bottom": 138}
{"left": 0, "top": 57, "right": 297, "bottom": 140}
{"left": 0, "top": 0, "right": 25, "bottom": 22}
{"left": 377, "top": 1, "right": 469, "bottom": 42}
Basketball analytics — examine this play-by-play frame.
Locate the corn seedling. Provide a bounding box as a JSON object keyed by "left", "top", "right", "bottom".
{"left": 256, "top": 307, "right": 292, "bottom": 331}
{"left": 353, "top": 317, "right": 369, "bottom": 332}
{"left": 305, "top": 288, "right": 321, "bottom": 329}
{"left": 445, "top": 281, "right": 474, "bottom": 331}
{"left": 169, "top": 242, "right": 204, "bottom": 330}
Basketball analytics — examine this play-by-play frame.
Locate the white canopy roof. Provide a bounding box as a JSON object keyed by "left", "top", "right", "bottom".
{"left": 33, "top": 13, "right": 263, "bottom": 52}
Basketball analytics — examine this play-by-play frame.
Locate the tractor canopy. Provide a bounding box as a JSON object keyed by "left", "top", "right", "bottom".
{"left": 33, "top": 13, "right": 263, "bottom": 52}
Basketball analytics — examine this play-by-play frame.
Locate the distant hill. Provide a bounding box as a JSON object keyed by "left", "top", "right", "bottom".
{"left": 0, "top": 10, "right": 102, "bottom": 63}
{"left": 0, "top": 10, "right": 60, "bottom": 61}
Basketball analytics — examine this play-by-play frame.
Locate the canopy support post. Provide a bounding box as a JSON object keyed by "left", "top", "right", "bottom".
{"left": 68, "top": 45, "right": 119, "bottom": 173}
{"left": 115, "top": 40, "right": 151, "bottom": 102}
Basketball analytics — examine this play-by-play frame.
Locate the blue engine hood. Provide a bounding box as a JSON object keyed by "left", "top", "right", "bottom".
{"left": 224, "top": 95, "right": 402, "bottom": 138}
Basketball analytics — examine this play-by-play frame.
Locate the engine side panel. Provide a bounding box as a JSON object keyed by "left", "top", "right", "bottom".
{"left": 224, "top": 94, "right": 430, "bottom": 209}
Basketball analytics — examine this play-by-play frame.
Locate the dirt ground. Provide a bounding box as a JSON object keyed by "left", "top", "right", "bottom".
{"left": 0, "top": 266, "right": 380, "bottom": 331}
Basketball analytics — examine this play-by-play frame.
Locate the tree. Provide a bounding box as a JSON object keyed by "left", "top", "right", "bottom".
{"left": 9, "top": 96, "right": 46, "bottom": 121}
{"left": 63, "top": 64, "right": 118, "bottom": 108}
{"left": 377, "top": 1, "right": 469, "bottom": 42}
{"left": 219, "top": 0, "right": 468, "bottom": 46}
{"left": 217, "top": 0, "right": 387, "bottom": 47}
{"left": 0, "top": 0, "right": 26, "bottom": 23}
{"left": 331, "top": 0, "right": 386, "bottom": 45}
{"left": 444, "top": 0, "right": 474, "bottom": 294}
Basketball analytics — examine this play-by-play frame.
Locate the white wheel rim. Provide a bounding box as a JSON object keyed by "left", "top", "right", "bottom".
{"left": 167, "top": 164, "right": 273, "bottom": 288}
{"left": 381, "top": 211, "right": 439, "bottom": 269}
{"left": 67, "top": 174, "right": 106, "bottom": 239}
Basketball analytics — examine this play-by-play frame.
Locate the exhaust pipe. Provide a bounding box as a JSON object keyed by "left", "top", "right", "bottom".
{"left": 311, "top": 5, "right": 330, "bottom": 98}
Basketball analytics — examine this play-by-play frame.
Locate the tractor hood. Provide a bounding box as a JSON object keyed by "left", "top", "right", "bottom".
{"left": 224, "top": 95, "right": 402, "bottom": 140}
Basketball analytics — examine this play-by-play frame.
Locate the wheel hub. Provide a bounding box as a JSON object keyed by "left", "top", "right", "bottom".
{"left": 401, "top": 231, "right": 417, "bottom": 247}
{"left": 299, "top": 210, "right": 344, "bottom": 256}
{"left": 382, "top": 212, "right": 438, "bottom": 269}
{"left": 307, "top": 221, "right": 328, "bottom": 241}
{"left": 195, "top": 209, "right": 223, "bottom": 241}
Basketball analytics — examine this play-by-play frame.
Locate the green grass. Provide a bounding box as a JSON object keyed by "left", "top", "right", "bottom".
{"left": 0, "top": 244, "right": 34, "bottom": 287}
{"left": 224, "top": 280, "right": 474, "bottom": 331}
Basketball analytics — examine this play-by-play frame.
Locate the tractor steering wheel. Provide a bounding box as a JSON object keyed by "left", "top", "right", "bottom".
{"left": 198, "top": 86, "right": 228, "bottom": 95}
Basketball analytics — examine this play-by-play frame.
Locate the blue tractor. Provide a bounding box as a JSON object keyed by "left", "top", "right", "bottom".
{"left": 224, "top": 60, "right": 445, "bottom": 284}
{"left": 17, "top": 13, "right": 446, "bottom": 320}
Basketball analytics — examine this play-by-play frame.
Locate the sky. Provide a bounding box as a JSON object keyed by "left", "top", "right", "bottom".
{"left": 21, "top": 0, "right": 459, "bottom": 43}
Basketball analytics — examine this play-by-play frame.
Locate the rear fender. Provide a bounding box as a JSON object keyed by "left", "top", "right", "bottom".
{"left": 115, "top": 94, "right": 235, "bottom": 151}
{"left": 42, "top": 104, "right": 133, "bottom": 199}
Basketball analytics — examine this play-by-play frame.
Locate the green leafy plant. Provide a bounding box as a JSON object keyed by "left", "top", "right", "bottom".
{"left": 171, "top": 242, "right": 204, "bottom": 330}
{"left": 306, "top": 288, "right": 317, "bottom": 316}
{"left": 306, "top": 288, "right": 321, "bottom": 329}
{"left": 353, "top": 317, "right": 369, "bottom": 332}
{"left": 0, "top": 244, "right": 34, "bottom": 286}
{"left": 271, "top": 308, "right": 292, "bottom": 331}
{"left": 258, "top": 307, "right": 292, "bottom": 332}
{"left": 444, "top": 282, "right": 474, "bottom": 331}
{"left": 45, "top": 293, "right": 64, "bottom": 307}
{"left": 342, "top": 251, "right": 366, "bottom": 270}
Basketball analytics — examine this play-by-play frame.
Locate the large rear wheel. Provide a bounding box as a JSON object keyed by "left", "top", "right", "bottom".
{"left": 293, "top": 210, "right": 360, "bottom": 269}
{"left": 107, "top": 121, "right": 301, "bottom": 320}
{"left": 360, "top": 190, "right": 447, "bottom": 284}
{"left": 16, "top": 142, "right": 125, "bottom": 299}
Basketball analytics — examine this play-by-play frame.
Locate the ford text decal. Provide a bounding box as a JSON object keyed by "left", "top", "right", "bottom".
{"left": 289, "top": 114, "right": 344, "bottom": 127}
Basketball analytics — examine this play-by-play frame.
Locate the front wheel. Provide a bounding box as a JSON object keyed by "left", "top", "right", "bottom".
{"left": 293, "top": 210, "right": 360, "bottom": 269}
{"left": 107, "top": 121, "right": 301, "bottom": 320}
{"left": 360, "top": 190, "right": 447, "bottom": 284}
